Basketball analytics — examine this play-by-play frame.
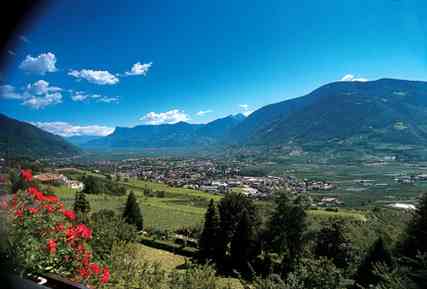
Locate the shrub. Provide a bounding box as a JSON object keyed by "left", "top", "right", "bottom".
{"left": 3, "top": 170, "right": 109, "bottom": 287}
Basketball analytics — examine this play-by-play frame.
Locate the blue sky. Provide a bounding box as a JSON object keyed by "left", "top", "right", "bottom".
{"left": 1, "top": 0, "right": 427, "bottom": 136}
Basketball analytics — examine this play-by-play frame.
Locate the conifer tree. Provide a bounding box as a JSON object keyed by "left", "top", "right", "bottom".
{"left": 353, "top": 237, "right": 393, "bottom": 288}
{"left": 123, "top": 191, "right": 144, "bottom": 231}
{"left": 199, "top": 199, "right": 220, "bottom": 262}
{"left": 73, "top": 190, "right": 90, "bottom": 223}
{"left": 231, "top": 209, "right": 255, "bottom": 278}
{"left": 401, "top": 193, "right": 427, "bottom": 258}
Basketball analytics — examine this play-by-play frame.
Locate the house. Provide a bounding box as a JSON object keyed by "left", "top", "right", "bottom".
{"left": 34, "top": 173, "right": 68, "bottom": 185}
{"left": 67, "top": 180, "right": 84, "bottom": 191}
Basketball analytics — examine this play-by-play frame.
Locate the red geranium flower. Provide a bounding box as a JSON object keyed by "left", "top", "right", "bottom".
{"left": 21, "top": 169, "right": 32, "bottom": 182}
{"left": 15, "top": 209, "right": 23, "bottom": 217}
{"left": 63, "top": 210, "right": 76, "bottom": 221}
{"left": 43, "top": 204, "right": 55, "bottom": 213}
{"left": 47, "top": 239, "right": 57, "bottom": 255}
{"left": 81, "top": 251, "right": 91, "bottom": 266}
{"left": 43, "top": 194, "right": 59, "bottom": 203}
{"left": 89, "top": 263, "right": 100, "bottom": 275}
{"left": 79, "top": 267, "right": 90, "bottom": 279}
{"left": 55, "top": 223, "right": 65, "bottom": 232}
{"left": 101, "top": 266, "right": 110, "bottom": 284}
{"left": 28, "top": 187, "right": 45, "bottom": 201}
{"left": 28, "top": 207, "right": 39, "bottom": 214}
{"left": 75, "top": 224, "right": 92, "bottom": 240}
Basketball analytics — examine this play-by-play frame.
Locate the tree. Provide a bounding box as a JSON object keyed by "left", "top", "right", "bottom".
{"left": 353, "top": 237, "right": 393, "bottom": 288}
{"left": 314, "top": 220, "right": 353, "bottom": 269}
{"left": 217, "top": 192, "right": 258, "bottom": 269}
{"left": 231, "top": 209, "right": 255, "bottom": 279}
{"left": 123, "top": 191, "right": 143, "bottom": 231}
{"left": 73, "top": 190, "right": 90, "bottom": 223}
{"left": 90, "top": 209, "right": 137, "bottom": 261}
{"left": 401, "top": 193, "right": 427, "bottom": 258}
{"left": 199, "top": 199, "right": 220, "bottom": 263}
{"left": 266, "top": 193, "right": 307, "bottom": 274}
{"left": 81, "top": 175, "right": 104, "bottom": 195}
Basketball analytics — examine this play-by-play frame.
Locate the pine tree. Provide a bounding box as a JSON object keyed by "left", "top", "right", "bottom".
{"left": 267, "top": 192, "right": 307, "bottom": 274}
{"left": 353, "top": 237, "right": 393, "bottom": 288}
{"left": 198, "top": 199, "right": 220, "bottom": 262}
{"left": 123, "top": 191, "right": 143, "bottom": 231}
{"left": 231, "top": 209, "right": 255, "bottom": 278}
{"left": 73, "top": 191, "right": 90, "bottom": 223}
{"left": 401, "top": 193, "right": 427, "bottom": 258}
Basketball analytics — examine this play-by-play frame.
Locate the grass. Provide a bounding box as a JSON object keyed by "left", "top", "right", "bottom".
{"left": 137, "top": 244, "right": 243, "bottom": 289}
{"left": 307, "top": 209, "right": 367, "bottom": 222}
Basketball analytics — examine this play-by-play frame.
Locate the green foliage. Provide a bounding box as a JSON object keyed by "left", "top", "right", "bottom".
{"left": 82, "top": 175, "right": 127, "bottom": 196}
{"left": 401, "top": 193, "right": 427, "bottom": 258}
{"left": 123, "top": 191, "right": 144, "bottom": 231}
{"left": 314, "top": 220, "right": 354, "bottom": 270}
{"left": 230, "top": 209, "right": 256, "bottom": 279}
{"left": 199, "top": 199, "right": 220, "bottom": 262}
{"left": 90, "top": 209, "right": 137, "bottom": 261}
{"left": 168, "top": 263, "right": 221, "bottom": 289}
{"left": 217, "top": 192, "right": 258, "bottom": 270}
{"left": 107, "top": 241, "right": 167, "bottom": 289}
{"left": 107, "top": 241, "right": 227, "bottom": 289}
{"left": 266, "top": 192, "right": 307, "bottom": 274}
{"left": 353, "top": 237, "right": 393, "bottom": 288}
{"left": 73, "top": 191, "right": 90, "bottom": 223}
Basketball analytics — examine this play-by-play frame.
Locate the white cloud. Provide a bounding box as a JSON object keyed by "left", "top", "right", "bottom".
{"left": 68, "top": 69, "right": 119, "bottom": 85}
{"left": 70, "top": 91, "right": 119, "bottom": 103}
{"left": 140, "top": 109, "right": 190, "bottom": 125}
{"left": 96, "top": 96, "right": 119, "bottom": 103}
{"left": 196, "top": 110, "right": 212, "bottom": 116}
{"left": 125, "top": 62, "right": 152, "bottom": 76}
{"left": 1, "top": 80, "right": 63, "bottom": 109}
{"left": 8, "top": 50, "right": 16, "bottom": 56}
{"left": 238, "top": 104, "right": 253, "bottom": 116}
{"left": 340, "top": 74, "right": 368, "bottom": 82}
{"left": 0, "top": 84, "right": 23, "bottom": 99}
{"left": 26, "top": 80, "right": 62, "bottom": 95}
{"left": 19, "top": 52, "right": 57, "bottom": 75}
{"left": 33, "top": 121, "right": 115, "bottom": 137}
{"left": 242, "top": 110, "right": 254, "bottom": 117}
{"left": 22, "top": 92, "right": 62, "bottom": 109}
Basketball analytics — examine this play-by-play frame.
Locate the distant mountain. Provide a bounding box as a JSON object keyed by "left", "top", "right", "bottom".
{"left": 245, "top": 79, "right": 427, "bottom": 148}
{"left": 66, "top": 135, "right": 101, "bottom": 146}
{"left": 80, "top": 78, "right": 427, "bottom": 158}
{"left": 84, "top": 114, "right": 246, "bottom": 149}
{"left": 0, "top": 113, "right": 81, "bottom": 158}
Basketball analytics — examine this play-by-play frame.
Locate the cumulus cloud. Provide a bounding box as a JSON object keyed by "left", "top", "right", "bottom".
{"left": 33, "top": 121, "right": 115, "bottom": 137}
{"left": 26, "top": 80, "right": 62, "bottom": 95}
{"left": 239, "top": 104, "right": 253, "bottom": 116}
{"left": 19, "top": 52, "right": 57, "bottom": 75}
{"left": 196, "top": 110, "right": 212, "bottom": 116}
{"left": 1, "top": 80, "right": 63, "bottom": 109}
{"left": 68, "top": 69, "right": 119, "bottom": 85}
{"left": 125, "top": 62, "right": 152, "bottom": 76}
{"left": 0, "top": 85, "right": 23, "bottom": 99}
{"left": 140, "top": 109, "right": 190, "bottom": 125}
{"left": 340, "top": 74, "right": 368, "bottom": 82}
{"left": 22, "top": 92, "right": 62, "bottom": 109}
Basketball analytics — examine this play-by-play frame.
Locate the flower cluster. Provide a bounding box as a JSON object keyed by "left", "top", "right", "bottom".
{"left": 4, "top": 170, "right": 109, "bottom": 287}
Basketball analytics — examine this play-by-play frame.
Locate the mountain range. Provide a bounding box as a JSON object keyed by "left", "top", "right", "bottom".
{"left": 0, "top": 113, "right": 80, "bottom": 158}
{"left": 2, "top": 78, "right": 427, "bottom": 158}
